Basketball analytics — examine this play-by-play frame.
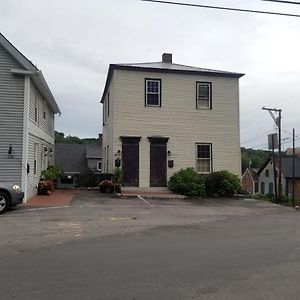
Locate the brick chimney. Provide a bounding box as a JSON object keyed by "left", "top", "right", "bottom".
{"left": 162, "top": 53, "right": 172, "bottom": 63}
{"left": 98, "top": 133, "right": 103, "bottom": 145}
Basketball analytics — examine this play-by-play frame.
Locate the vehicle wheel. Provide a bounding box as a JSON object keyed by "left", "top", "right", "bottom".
{"left": 0, "top": 192, "right": 9, "bottom": 214}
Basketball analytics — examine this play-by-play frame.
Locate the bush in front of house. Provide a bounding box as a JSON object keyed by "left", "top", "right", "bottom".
{"left": 168, "top": 167, "right": 205, "bottom": 197}
{"left": 204, "top": 170, "right": 241, "bottom": 197}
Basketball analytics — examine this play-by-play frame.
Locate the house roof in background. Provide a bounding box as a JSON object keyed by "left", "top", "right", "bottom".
{"left": 0, "top": 32, "right": 61, "bottom": 114}
{"left": 257, "top": 157, "right": 300, "bottom": 178}
{"left": 85, "top": 144, "right": 102, "bottom": 159}
{"left": 244, "top": 168, "right": 259, "bottom": 181}
{"left": 55, "top": 144, "right": 87, "bottom": 173}
{"left": 281, "top": 157, "right": 300, "bottom": 178}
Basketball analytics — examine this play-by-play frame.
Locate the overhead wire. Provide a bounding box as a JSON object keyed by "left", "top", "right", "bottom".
{"left": 260, "top": 0, "right": 300, "bottom": 5}
{"left": 142, "top": 0, "right": 300, "bottom": 17}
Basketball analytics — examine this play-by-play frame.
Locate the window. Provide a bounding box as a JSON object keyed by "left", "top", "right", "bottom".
{"left": 43, "top": 100, "right": 46, "bottom": 120}
{"left": 265, "top": 169, "right": 269, "bottom": 177}
{"left": 254, "top": 182, "right": 258, "bottom": 193}
{"left": 145, "top": 79, "right": 161, "bottom": 106}
{"left": 97, "top": 161, "right": 102, "bottom": 172}
{"left": 261, "top": 182, "right": 265, "bottom": 194}
{"left": 196, "top": 82, "right": 212, "bottom": 109}
{"left": 196, "top": 143, "right": 212, "bottom": 173}
{"left": 34, "top": 97, "right": 39, "bottom": 123}
{"left": 269, "top": 182, "right": 274, "bottom": 195}
{"left": 34, "top": 144, "right": 38, "bottom": 175}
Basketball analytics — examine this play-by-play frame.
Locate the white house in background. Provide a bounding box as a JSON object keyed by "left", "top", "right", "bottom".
{"left": 0, "top": 33, "right": 60, "bottom": 201}
{"left": 101, "top": 53, "right": 244, "bottom": 187}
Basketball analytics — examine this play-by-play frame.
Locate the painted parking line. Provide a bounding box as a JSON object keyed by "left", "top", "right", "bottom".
{"left": 21, "top": 206, "right": 69, "bottom": 212}
{"left": 137, "top": 195, "right": 154, "bottom": 207}
{"left": 203, "top": 199, "right": 229, "bottom": 207}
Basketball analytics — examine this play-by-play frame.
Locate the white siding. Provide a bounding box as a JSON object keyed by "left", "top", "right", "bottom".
{"left": 105, "top": 69, "right": 241, "bottom": 187}
{"left": 26, "top": 133, "right": 54, "bottom": 199}
{"left": 29, "top": 82, "right": 55, "bottom": 137}
{"left": 0, "top": 44, "right": 24, "bottom": 184}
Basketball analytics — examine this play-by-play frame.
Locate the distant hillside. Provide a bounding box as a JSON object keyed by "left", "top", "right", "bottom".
{"left": 55, "top": 131, "right": 99, "bottom": 144}
{"left": 241, "top": 147, "right": 271, "bottom": 173}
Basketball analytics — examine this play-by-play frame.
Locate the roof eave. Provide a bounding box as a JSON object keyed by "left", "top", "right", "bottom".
{"left": 31, "top": 71, "right": 61, "bottom": 115}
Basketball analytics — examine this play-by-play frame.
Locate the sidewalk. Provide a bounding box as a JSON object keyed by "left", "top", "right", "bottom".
{"left": 24, "top": 189, "right": 75, "bottom": 207}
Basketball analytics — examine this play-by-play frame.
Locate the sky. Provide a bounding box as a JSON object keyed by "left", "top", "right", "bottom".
{"left": 1, "top": 0, "right": 300, "bottom": 150}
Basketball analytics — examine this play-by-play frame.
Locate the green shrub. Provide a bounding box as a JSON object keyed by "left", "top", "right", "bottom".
{"left": 41, "top": 165, "right": 63, "bottom": 181}
{"left": 168, "top": 168, "right": 205, "bottom": 197}
{"left": 205, "top": 170, "right": 241, "bottom": 197}
{"left": 113, "top": 167, "right": 122, "bottom": 184}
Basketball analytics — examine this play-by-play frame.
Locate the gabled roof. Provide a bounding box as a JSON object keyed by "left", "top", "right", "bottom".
{"left": 257, "top": 158, "right": 272, "bottom": 175}
{"left": 281, "top": 157, "right": 300, "bottom": 178}
{"left": 242, "top": 168, "right": 259, "bottom": 181}
{"left": 0, "top": 32, "right": 60, "bottom": 114}
{"left": 55, "top": 144, "right": 87, "bottom": 173}
{"left": 85, "top": 144, "right": 102, "bottom": 159}
{"left": 257, "top": 156, "right": 300, "bottom": 178}
{"left": 100, "top": 59, "right": 244, "bottom": 103}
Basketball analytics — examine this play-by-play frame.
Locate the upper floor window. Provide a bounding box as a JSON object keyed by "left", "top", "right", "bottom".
{"left": 265, "top": 169, "right": 269, "bottom": 177}
{"left": 196, "top": 82, "right": 212, "bottom": 109}
{"left": 43, "top": 100, "right": 46, "bottom": 121}
{"left": 196, "top": 143, "right": 212, "bottom": 173}
{"left": 145, "top": 79, "right": 161, "bottom": 107}
{"left": 34, "top": 97, "right": 39, "bottom": 123}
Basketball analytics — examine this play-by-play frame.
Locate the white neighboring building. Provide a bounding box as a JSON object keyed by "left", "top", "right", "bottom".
{"left": 0, "top": 33, "right": 60, "bottom": 201}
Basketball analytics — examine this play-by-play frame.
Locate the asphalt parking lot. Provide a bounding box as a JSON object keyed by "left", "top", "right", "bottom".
{"left": 2, "top": 191, "right": 300, "bottom": 299}
{"left": 1, "top": 191, "right": 294, "bottom": 254}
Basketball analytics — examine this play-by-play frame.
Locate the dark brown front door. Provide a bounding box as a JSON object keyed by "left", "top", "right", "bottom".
{"left": 149, "top": 138, "right": 168, "bottom": 187}
{"left": 121, "top": 137, "right": 140, "bottom": 187}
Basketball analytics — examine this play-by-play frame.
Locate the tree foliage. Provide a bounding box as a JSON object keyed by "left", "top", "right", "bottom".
{"left": 55, "top": 131, "right": 98, "bottom": 144}
{"left": 241, "top": 147, "right": 271, "bottom": 173}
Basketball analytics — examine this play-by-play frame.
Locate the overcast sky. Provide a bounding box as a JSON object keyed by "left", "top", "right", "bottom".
{"left": 1, "top": 0, "right": 300, "bottom": 149}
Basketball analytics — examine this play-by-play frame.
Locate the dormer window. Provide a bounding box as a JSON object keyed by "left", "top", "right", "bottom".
{"left": 196, "top": 82, "right": 212, "bottom": 109}
{"left": 145, "top": 79, "right": 161, "bottom": 107}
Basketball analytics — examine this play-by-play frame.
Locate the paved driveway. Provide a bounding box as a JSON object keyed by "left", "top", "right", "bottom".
{"left": 1, "top": 191, "right": 300, "bottom": 299}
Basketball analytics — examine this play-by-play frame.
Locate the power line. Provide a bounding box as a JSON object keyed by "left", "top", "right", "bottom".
{"left": 261, "top": 0, "right": 300, "bottom": 5}
{"left": 142, "top": 0, "right": 300, "bottom": 18}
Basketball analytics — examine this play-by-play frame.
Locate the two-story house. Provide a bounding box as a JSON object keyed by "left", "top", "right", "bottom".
{"left": 0, "top": 33, "right": 60, "bottom": 201}
{"left": 101, "top": 53, "right": 244, "bottom": 187}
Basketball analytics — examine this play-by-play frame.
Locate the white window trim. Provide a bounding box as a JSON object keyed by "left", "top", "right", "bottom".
{"left": 196, "top": 82, "right": 212, "bottom": 110}
{"left": 97, "top": 160, "right": 102, "bottom": 172}
{"left": 145, "top": 79, "right": 161, "bottom": 107}
{"left": 196, "top": 143, "right": 212, "bottom": 174}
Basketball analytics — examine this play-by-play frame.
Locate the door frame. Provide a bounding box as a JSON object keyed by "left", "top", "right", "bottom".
{"left": 120, "top": 136, "right": 141, "bottom": 187}
{"left": 148, "top": 136, "right": 169, "bottom": 187}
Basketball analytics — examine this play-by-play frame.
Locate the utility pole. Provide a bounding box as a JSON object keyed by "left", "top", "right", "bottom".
{"left": 262, "top": 107, "right": 282, "bottom": 202}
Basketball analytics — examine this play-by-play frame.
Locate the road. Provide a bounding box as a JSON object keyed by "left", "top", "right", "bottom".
{"left": 1, "top": 191, "right": 300, "bottom": 299}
